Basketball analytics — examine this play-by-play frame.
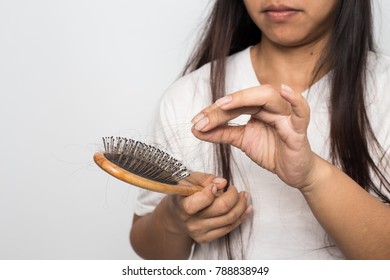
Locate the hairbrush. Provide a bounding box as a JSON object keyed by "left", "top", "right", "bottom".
{"left": 93, "top": 137, "right": 203, "bottom": 196}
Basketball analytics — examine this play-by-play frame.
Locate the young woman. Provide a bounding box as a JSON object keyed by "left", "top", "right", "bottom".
{"left": 130, "top": 0, "right": 390, "bottom": 259}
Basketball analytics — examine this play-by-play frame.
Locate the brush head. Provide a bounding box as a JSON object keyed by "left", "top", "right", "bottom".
{"left": 101, "top": 137, "right": 190, "bottom": 185}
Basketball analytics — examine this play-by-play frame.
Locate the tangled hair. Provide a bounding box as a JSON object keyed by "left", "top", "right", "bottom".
{"left": 183, "top": 0, "right": 390, "bottom": 259}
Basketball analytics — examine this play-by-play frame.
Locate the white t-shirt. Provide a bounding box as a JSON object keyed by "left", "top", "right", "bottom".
{"left": 134, "top": 47, "right": 390, "bottom": 259}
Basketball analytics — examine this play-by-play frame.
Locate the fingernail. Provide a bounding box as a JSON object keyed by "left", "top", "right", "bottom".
{"left": 244, "top": 192, "right": 249, "bottom": 200}
{"left": 281, "top": 84, "right": 295, "bottom": 94}
{"left": 245, "top": 205, "right": 253, "bottom": 215}
{"left": 194, "top": 116, "right": 209, "bottom": 131}
{"left": 191, "top": 113, "right": 205, "bottom": 124}
{"left": 215, "top": 95, "right": 232, "bottom": 107}
{"left": 212, "top": 177, "right": 226, "bottom": 184}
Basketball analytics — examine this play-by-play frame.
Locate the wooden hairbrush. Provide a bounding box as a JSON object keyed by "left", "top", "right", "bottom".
{"left": 93, "top": 137, "right": 203, "bottom": 196}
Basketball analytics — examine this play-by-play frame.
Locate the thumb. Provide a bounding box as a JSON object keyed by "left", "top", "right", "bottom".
{"left": 180, "top": 183, "right": 217, "bottom": 215}
{"left": 191, "top": 124, "right": 246, "bottom": 149}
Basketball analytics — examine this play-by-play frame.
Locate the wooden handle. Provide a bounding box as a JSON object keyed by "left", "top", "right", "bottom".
{"left": 93, "top": 152, "right": 203, "bottom": 196}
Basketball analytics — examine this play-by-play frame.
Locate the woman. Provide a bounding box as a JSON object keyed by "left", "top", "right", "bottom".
{"left": 130, "top": 0, "right": 390, "bottom": 259}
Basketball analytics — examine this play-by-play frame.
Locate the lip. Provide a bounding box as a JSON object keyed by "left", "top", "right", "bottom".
{"left": 262, "top": 5, "right": 302, "bottom": 21}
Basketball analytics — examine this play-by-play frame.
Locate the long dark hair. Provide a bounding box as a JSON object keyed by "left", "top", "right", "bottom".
{"left": 183, "top": 0, "right": 390, "bottom": 259}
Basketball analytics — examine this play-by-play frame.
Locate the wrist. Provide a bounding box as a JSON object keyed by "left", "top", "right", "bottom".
{"left": 158, "top": 196, "right": 191, "bottom": 237}
{"left": 299, "top": 154, "right": 334, "bottom": 197}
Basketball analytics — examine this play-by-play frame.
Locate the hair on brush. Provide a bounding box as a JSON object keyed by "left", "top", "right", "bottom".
{"left": 94, "top": 137, "right": 203, "bottom": 195}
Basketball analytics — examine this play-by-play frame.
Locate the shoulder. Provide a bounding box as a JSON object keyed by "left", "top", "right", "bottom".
{"left": 367, "top": 51, "right": 390, "bottom": 85}
{"left": 366, "top": 51, "right": 390, "bottom": 91}
{"left": 365, "top": 52, "right": 390, "bottom": 152}
{"left": 367, "top": 51, "right": 390, "bottom": 68}
{"left": 365, "top": 52, "right": 390, "bottom": 105}
{"left": 157, "top": 64, "right": 212, "bottom": 127}
{"left": 160, "top": 47, "right": 254, "bottom": 114}
{"left": 164, "top": 47, "right": 253, "bottom": 97}
{"left": 161, "top": 63, "right": 212, "bottom": 110}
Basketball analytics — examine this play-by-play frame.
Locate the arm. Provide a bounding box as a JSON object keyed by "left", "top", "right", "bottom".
{"left": 130, "top": 198, "right": 193, "bottom": 260}
{"left": 191, "top": 84, "right": 390, "bottom": 259}
{"left": 130, "top": 173, "right": 252, "bottom": 259}
{"left": 301, "top": 155, "right": 390, "bottom": 259}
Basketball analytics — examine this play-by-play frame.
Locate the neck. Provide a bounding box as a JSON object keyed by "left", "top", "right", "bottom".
{"left": 251, "top": 35, "right": 330, "bottom": 93}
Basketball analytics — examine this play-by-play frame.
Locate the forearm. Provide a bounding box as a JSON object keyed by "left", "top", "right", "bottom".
{"left": 130, "top": 196, "right": 193, "bottom": 259}
{"left": 301, "top": 154, "right": 390, "bottom": 259}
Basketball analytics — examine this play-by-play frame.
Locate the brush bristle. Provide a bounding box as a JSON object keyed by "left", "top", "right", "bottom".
{"left": 102, "top": 137, "right": 190, "bottom": 185}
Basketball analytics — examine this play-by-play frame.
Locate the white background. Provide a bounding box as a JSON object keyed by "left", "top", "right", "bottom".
{"left": 0, "top": 0, "right": 389, "bottom": 260}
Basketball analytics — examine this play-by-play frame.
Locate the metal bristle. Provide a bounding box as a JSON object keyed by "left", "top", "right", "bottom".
{"left": 102, "top": 137, "right": 190, "bottom": 185}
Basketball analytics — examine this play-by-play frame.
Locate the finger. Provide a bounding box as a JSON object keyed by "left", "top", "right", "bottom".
{"left": 192, "top": 106, "right": 258, "bottom": 132}
{"left": 179, "top": 184, "right": 217, "bottom": 215}
{"left": 185, "top": 172, "right": 227, "bottom": 189}
{"left": 194, "top": 204, "right": 253, "bottom": 244}
{"left": 192, "top": 124, "right": 246, "bottom": 149}
{"left": 191, "top": 85, "right": 290, "bottom": 133}
{"left": 213, "top": 177, "right": 229, "bottom": 191}
{"left": 255, "top": 110, "right": 287, "bottom": 128}
{"left": 215, "top": 85, "right": 290, "bottom": 114}
{"left": 198, "top": 186, "right": 244, "bottom": 218}
{"left": 186, "top": 197, "right": 252, "bottom": 243}
{"left": 279, "top": 84, "right": 310, "bottom": 132}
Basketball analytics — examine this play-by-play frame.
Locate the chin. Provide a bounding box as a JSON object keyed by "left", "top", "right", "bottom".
{"left": 265, "top": 30, "right": 313, "bottom": 48}
{"left": 269, "top": 37, "right": 307, "bottom": 48}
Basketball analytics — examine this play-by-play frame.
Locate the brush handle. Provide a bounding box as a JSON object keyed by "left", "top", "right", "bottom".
{"left": 93, "top": 152, "right": 203, "bottom": 196}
